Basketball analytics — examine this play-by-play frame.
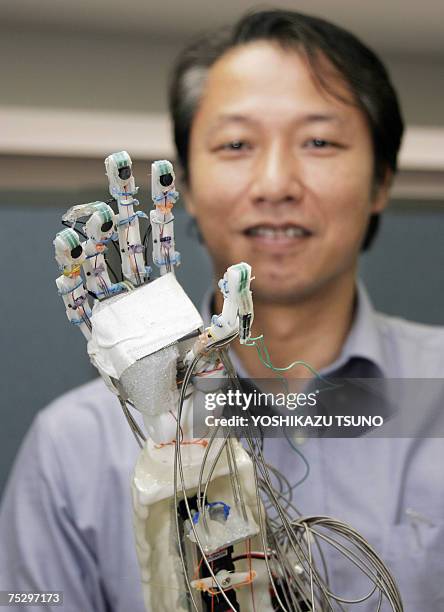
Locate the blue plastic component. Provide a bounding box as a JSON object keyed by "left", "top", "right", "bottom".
{"left": 192, "top": 501, "right": 231, "bottom": 525}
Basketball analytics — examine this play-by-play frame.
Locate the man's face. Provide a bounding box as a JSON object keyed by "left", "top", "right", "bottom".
{"left": 187, "top": 42, "right": 388, "bottom": 303}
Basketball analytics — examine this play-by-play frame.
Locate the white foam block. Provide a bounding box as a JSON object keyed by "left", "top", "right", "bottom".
{"left": 87, "top": 273, "right": 203, "bottom": 379}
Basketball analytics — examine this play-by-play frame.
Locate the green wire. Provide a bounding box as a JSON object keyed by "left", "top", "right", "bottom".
{"left": 244, "top": 333, "right": 341, "bottom": 488}
{"left": 245, "top": 334, "right": 333, "bottom": 384}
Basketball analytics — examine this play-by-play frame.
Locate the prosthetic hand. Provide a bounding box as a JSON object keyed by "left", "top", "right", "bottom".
{"left": 53, "top": 154, "right": 271, "bottom": 611}
{"left": 54, "top": 153, "right": 404, "bottom": 612}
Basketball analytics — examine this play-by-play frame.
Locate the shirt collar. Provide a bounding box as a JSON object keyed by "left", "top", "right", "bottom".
{"left": 320, "top": 282, "right": 387, "bottom": 378}
{"left": 201, "top": 281, "right": 387, "bottom": 378}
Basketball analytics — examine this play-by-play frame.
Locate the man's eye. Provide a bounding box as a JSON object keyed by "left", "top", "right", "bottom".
{"left": 220, "top": 140, "right": 250, "bottom": 151}
{"left": 305, "top": 138, "right": 332, "bottom": 148}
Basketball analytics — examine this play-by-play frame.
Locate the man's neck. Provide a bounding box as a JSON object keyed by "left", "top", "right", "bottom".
{"left": 215, "top": 273, "right": 356, "bottom": 379}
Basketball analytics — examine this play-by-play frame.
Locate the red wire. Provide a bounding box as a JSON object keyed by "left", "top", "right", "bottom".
{"left": 193, "top": 555, "right": 205, "bottom": 580}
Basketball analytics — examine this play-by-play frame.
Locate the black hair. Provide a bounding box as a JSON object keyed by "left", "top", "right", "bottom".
{"left": 169, "top": 9, "right": 404, "bottom": 249}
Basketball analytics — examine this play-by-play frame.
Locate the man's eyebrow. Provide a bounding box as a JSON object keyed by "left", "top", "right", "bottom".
{"left": 300, "top": 113, "right": 345, "bottom": 125}
{"left": 209, "top": 114, "right": 257, "bottom": 129}
{"left": 208, "top": 112, "right": 345, "bottom": 130}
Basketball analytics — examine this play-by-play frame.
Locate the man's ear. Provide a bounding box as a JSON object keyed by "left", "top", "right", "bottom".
{"left": 371, "top": 169, "right": 393, "bottom": 214}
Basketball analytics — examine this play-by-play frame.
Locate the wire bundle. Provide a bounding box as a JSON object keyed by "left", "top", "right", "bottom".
{"left": 169, "top": 338, "right": 404, "bottom": 612}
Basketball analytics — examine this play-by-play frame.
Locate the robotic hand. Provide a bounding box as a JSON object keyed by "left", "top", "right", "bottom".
{"left": 54, "top": 153, "right": 404, "bottom": 612}
{"left": 54, "top": 154, "right": 270, "bottom": 611}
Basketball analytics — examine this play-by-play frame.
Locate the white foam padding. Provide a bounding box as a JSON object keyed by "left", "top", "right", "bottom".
{"left": 87, "top": 273, "right": 203, "bottom": 380}
{"left": 120, "top": 345, "right": 179, "bottom": 418}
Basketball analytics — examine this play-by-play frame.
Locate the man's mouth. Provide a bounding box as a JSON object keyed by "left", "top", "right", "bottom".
{"left": 244, "top": 224, "right": 311, "bottom": 239}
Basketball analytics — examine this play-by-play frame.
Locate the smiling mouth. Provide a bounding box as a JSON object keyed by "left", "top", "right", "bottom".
{"left": 244, "top": 225, "right": 311, "bottom": 239}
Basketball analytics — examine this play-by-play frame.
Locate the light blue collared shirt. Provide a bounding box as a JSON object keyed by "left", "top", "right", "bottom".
{"left": 1, "top": 285, "right": 443, "bottom": 611}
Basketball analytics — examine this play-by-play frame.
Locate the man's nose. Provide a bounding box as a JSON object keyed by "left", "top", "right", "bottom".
{"left": 249, "top": 141, "right": 303, "bottom": 206}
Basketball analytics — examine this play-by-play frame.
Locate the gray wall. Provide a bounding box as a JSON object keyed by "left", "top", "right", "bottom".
{"left": 1, "top": 26, "right": 443, "bottom": 126}
{"left": 0, "top": 27, "right": 182, "bottom": 113}
{"left": 360, "top": 202, "right": 444, "bottom": 320}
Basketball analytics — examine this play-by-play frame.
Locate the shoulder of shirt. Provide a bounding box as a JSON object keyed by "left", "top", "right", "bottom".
{"left": 22, "top": 379, "right": 139, "bottom": 515}
{"left": 375, "top": 311, "right": 444, "bottom": 345}
{"left": 34, "top": 377, "right": 134, "bottom": 450}
{"left": 374, "top": 311, "right": 444, "bottom": 375}
{"left": 41, "top": 377, "right": 116, "bottom": 419}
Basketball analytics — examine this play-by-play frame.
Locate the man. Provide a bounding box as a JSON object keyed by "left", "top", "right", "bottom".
{"left": 1, "top": 9, "right": 443, "bottom": 611}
